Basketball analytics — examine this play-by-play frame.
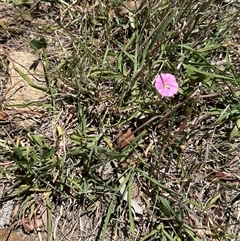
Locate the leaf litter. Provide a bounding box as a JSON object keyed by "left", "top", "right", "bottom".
{"left": 0, "top": 1, "right": 240, "bottom": 241}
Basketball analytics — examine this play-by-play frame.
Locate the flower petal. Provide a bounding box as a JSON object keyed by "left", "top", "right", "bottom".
{"left": 154, "top": 73, "right": 178, "bottom": 97}
{"left": 162, "top": 73, "right": 176, "bottom": 83}
{"left": 155, "top": 74, "right": 164, "bottom": 90}
{"left": 159, "top": 88, "right": 172, "bottom": 97}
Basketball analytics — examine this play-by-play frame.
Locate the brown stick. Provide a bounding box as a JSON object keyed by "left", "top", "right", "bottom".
{"left": 117, "top": 87, "right": 240, "bottom": 147}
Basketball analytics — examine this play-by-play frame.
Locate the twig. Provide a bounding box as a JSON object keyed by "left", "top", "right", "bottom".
{"left": 119, "top": 87, "right": 240, "bottom": 146}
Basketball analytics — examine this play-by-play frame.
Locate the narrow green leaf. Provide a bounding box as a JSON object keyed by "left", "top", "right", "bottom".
{"left": 128, "top": 171, "right": 135, "bottom": 236}
{"left": 100, "top": 195, "right": 116, "bottom": 241}
{"left": 29, "top": 134, "right": 44, "bottom": 147}
{"left": 229, "top": 119, "right": 240, "bottom": 141}
{"left": 205, "top": 193, "right": 221, "bottom": 210}
{"left": 148, "top": 11, "right": 176, "bottom": 51}
{"left": 46, "top": 195, "right": 52, "bottom": 241}
{"left": 159, "top": 196, "right": 175, "bottom": 217}
{"left": 183, "top": 64, "right": 234, "bottom": 80}
{"left": 14, "top": 66, "right": 48, "bottom": 92}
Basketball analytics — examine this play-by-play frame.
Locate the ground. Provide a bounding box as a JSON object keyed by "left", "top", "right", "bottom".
{"left": 0, "top": 1, "right": 240, "bottom": 241}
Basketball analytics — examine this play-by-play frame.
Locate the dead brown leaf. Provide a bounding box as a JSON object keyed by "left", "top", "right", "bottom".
{"left": 0, "top": 111, "right": 9, "bottom": 123}
{"left": 0, "top": 228, "right": 22, "bottom": 241}
{"left": 123, "top": 0, "right": 142, "bottom": 11}
{"left": 115, "top": 128, "right": 135, "bottom": 149}
{"left": 0, "top": 16, "right": 15, "bottom": 25}
{"left": 109, "top": 0, "right": 142, "bottom": 17}
{"left": 5, "top": 50, "right": 46, "bottom": 107}
{"left": 15, "top": 196, "right": 48, "bottom": 234}
{"left": 207, "top": 171, "right": 233, "bottom": 181}
{"left": 0, "top": 5, "right": 14, "bottom": 25}
{"left": 213, "top": 206, "right": 223, "bottom": 218}
{"left": 22, "top": 217, "right": 35, "bottom": 234}
{"left": 0, "top": 102, "right": 10, "bottom": 123}
{"left": 12, "top": 203, "right": 20, "bottom": 218}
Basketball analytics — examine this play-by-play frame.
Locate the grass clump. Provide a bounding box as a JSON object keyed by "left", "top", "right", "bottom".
{"left": 0, "top": 0, "right": 240, "bottom": 240}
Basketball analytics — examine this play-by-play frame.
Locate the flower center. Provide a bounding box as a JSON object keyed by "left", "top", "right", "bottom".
{"left": 163, "top": 83, "right": 169, "bottom": 89}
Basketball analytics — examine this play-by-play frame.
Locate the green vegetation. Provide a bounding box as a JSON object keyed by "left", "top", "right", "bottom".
{"left": 0, "top": 0, "right": 240, "bottom": 240}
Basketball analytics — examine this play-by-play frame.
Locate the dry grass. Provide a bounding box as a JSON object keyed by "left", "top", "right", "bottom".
{"left": 0, "top": 1, "right": 240, "bottom": 240}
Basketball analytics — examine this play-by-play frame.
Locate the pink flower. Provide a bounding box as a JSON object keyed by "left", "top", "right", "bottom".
{"left": 155, "top": 73, "right": 178, "bottom": 97}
